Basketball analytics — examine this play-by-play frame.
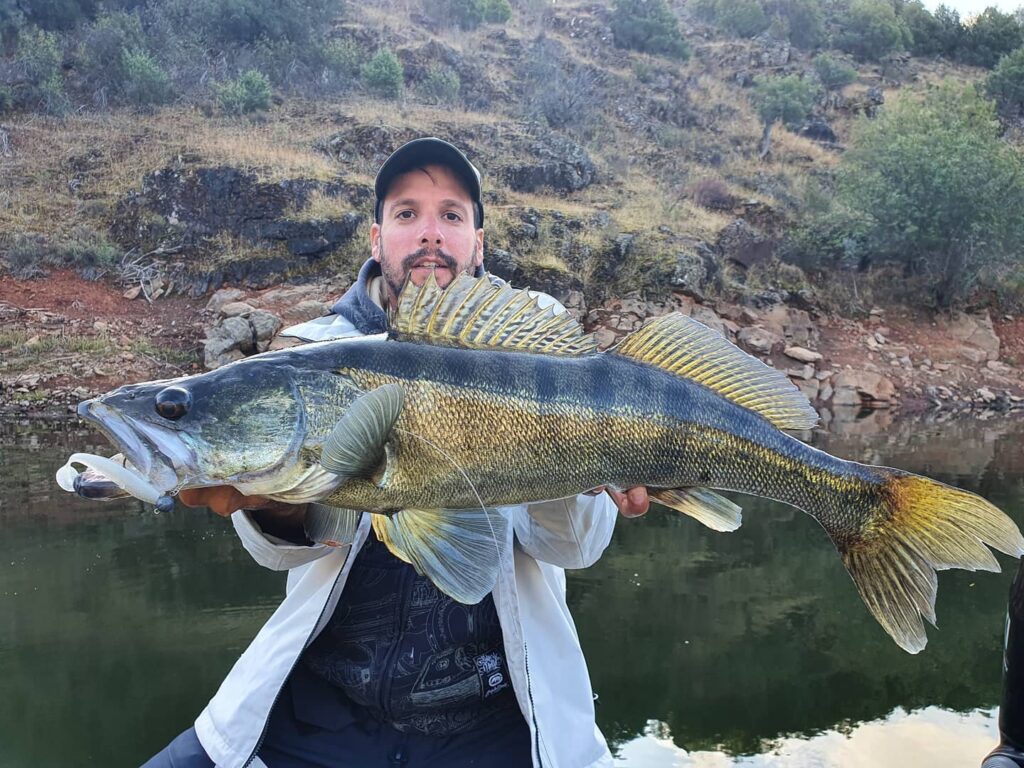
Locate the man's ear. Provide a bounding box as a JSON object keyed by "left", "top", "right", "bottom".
{"left": 474, "top": 228, "right": 484, "bottom": 267}
{"left": 370, "top": 222, "right": 382, "bottom": 262}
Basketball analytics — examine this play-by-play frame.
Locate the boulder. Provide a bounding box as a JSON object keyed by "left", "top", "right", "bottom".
{"left": 280, "top": 299, "right": 331, "bottom": 326}
{"left": 220, "top": 301, "right": 256, "bottom": 318}
{"left": 752, "top": 33, "right": 790, "bottom": 67}
{"left": 760, "top": 305, "right": 817, "bottom": 347}
{"left": 736, "top": 326, "right": 783, "bottom": 356}
{"left": 250, "top": 310, "right": 283, "bottom": 352}
{"left": 502, "top": 133, "right": 596, "bottom": 193}
{"left": 831, "top": 370, "right": 896, "bottom": 408}
{"left": 206, "top": 287, "right": 246, "bottom": 314}
{"left": 941, "top": 310, "right": 1000, "bottom": 362}
{"left": 784, "top": 346, "right": 822, "bottom": 364}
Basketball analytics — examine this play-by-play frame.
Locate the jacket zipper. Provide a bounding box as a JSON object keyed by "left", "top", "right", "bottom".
{"left": 242, "top": 562, "right": 348, "bottom": 767}
{"left": 380, "top": 563, "right": 414, "bottom": 723}
{"left": 523, "top": 642, "right": 544, "bottom": 768}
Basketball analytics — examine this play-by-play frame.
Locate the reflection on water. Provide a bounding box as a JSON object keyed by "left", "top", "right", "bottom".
{"left": 616, "top": 707, "right": 998, "bottom": 767}
{"left": 0, "top": 411, "right": 1022, "bottom": 767}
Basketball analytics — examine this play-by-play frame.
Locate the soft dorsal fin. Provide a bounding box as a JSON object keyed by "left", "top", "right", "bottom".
{"left": 612, "top": 313, "right": 819, "bottom": 430}
{"left": 390, "top": 273, "right": 597, "bottom": 356}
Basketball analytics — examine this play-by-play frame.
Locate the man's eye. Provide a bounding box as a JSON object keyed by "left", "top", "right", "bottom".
{"left": 396, "top": 210, "right": 414, "bottom": 220}
{"left": 443, "top": 212, "right": 462, "bottom": 222}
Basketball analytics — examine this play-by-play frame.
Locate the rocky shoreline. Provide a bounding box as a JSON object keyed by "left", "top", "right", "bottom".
{"left": 3, "top": 274, "right": 1023, "bottom": 422}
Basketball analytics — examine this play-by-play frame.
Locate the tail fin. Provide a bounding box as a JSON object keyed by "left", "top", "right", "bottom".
{"left": 836, "top": 472, "right": 1024, "bottom": 653}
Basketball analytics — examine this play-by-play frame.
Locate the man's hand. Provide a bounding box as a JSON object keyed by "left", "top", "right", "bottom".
{"left": 586, "top": 486, "right": 650, "bottom": 518}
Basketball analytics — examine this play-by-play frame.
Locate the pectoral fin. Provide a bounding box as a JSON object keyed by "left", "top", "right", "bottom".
{"left": 321, "top": 384, "right": 404, "bottom": 484}
{"left": 304, "top": 504, "right": 362, "bottom": 548}
{"left": 652, "top": 487, "right": 743, "bottom": 532}
{"left": 372, "top": 508, "right": 508, "bottom": 604}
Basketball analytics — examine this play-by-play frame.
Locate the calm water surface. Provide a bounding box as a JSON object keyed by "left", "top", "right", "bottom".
{"left": 2, "top": 410, "right": 1023, "bottom": 767}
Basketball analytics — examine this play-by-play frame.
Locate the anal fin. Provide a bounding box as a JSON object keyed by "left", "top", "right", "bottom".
{"left": 652, "top": 487, "right": 742, "bottom": 532}
{"left": 372, "top": 508, "right": 508, "bottom": 604}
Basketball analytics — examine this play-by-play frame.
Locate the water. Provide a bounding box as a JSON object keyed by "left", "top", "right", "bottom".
{"left": 1, "top": 411, "right": 1022, "bottom": 767}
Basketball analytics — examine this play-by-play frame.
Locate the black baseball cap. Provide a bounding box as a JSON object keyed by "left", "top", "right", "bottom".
{"left": 374, "top": 137, "right": 483, "bottom": 227}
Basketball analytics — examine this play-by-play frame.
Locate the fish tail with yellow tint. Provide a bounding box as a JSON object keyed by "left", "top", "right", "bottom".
{"left": 831, "top": 471, "right": 1024, "bottom": 654}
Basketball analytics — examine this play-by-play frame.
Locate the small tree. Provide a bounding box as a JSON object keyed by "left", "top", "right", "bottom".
{"left": 217, "top": 69, "right": 272, "bottom": 114}
{"left": 959, "top": 7, "right": 1023, "bottom": 68}
{"left": 900, "top": 0, "right": 944, "bottom": 57}
{"left": 932, "top": 4, "right": 964, "bottom": 58}
{"left": 835, "top": 0, "right": 911, "bottom": 61}
{"left": 417, "top": 64, "right": 461, "bottom": 105}
{"left": 813, "top": 52, "right": 856, "bottom": 91}
{"left": 767, "top": 0, "right": 824, "bottom": 49}
{"left": 12, "top": 26, "right": 68, "bottom": 113}
{"left": 611, "top": 0, "right": 690, "bottom": 60}
{"left": 121, "top": 49, "right": 173, "bottom": 107}
{"left": 986, "top": 46, "right": 1024, "bottom": 116}
{"left": 836, "top": 83, "right": 1024, "bottom": 308}
{"left": 751, "top": 74, "right": 819, "bottom": 158}
{"left": 716, "top": 0, "right": 768, "bottom": 38}
{"left": 362, "top": 48, "right": 403, "bottom": 100}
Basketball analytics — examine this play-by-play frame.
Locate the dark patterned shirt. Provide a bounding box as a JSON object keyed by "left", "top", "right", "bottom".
{"left": 302, "top": 528, "right": 518, "bottom": 736}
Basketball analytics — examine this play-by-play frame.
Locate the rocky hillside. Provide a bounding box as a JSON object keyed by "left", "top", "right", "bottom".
{"left": 2, "top": 0, "right": 1023, "bottom": 417}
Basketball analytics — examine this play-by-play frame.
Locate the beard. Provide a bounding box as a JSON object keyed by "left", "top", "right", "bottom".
{"left": 380, "top": 243, "right": 474, "bottom": 301}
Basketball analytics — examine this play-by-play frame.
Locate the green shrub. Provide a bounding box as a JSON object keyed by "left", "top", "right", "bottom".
{"left": 716, "top": 0, "right": 768, "bottom": 38}
{"left": 122, "top": 49, "right": 172, "bottom": 107}
{"left": 899, "top": 0, "right": 943, "bottom": 57}
{"left": 20, "top": 0, "right": 97, "bottom": 31}
{"left": 611, "top": 0, "right": 690, "bottom": 60}
{"left": 986, "top": 46, "right": 1024, "bottom": 116}
{"left": 834, "top": 0, "right": 911, "bottom": 62}
{"left": 322, "top": 38, "right": 364, "bottom": 79}
{"left": 217, "top": 69, "right": 272, "bottom": 114}
{"left": 959, "top": 7, "right": 1023, "bottom": 68}
{"left": 0, "top": 85, "right": 12, "bottom": 115}
{"left": 767, "top": 0, "right": 823, "bottom": 49}
{"left": 813, "top": 53, "right": 856, "bottom": 91}
{"left": 361, "top": 48, "right": 403, "bottom": 100}
{"left": 156, "top": 0, "right": 342, "bottom": 45}
{"left": 752, "top": 74, "right": 819, "bottom": 129}
{"left": 836, "top": 83, "right": 1024, "bottom": 308}
{"left": 932, "top": 4, "right": 964, "bottom": 59}
{"left": 13, "top": 27, "right": 67, "bottom": 112}
{"left": 417, "top": 64, "right": 460, "bottom": 105}
{"left": 79, "top": 10, "right": 145, "bottom": 95}
{"left": 483, "top": 0, "right": 512, "bottom": 24}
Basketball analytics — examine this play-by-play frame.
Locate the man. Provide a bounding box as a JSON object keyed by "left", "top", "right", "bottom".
{"left": 146, "top": 138, "right": 649, "bottom": 768}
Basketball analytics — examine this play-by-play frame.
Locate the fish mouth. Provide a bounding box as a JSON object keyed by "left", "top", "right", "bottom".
{"left": 75, "top": 399, "right": 191, "bottom": 494}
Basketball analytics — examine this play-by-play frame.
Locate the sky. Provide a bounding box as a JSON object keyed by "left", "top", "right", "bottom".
{"left": 920, "top": 0, "right": 1022, "bottom": 17}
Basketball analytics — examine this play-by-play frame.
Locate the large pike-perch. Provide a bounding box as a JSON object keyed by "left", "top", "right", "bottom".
{"left": 63, "top": 275, "right": 1023, "bottom": 653}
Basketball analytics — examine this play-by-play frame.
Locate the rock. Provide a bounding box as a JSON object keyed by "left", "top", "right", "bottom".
{"left": 942, "top": 310, "right": 1001, "bottom": 362}
{"left": 831, "top": 370, "right": 896, "bottom": 408}
{"left": 759, "top": 305, "right": 816, "bottom": 346}
{"left": 785, "top": 364, "right": 815, "bottom": 380}
{"left": 123, "top": 286, "right": 142, "bottom": 300}
{"left": 752, "top": 33, "right": 790, "bottom": 67}
{"left": 691, "top": 306, "right": 727, "bottom": 336}
{"left": 798, "top": 116, "right": 837, "bottom": 143}
{"left": 249, "top": 310, "right": 283, "bottom": 352}
{"left": 260, "top": 285, "right": 321, "bottom": 305}
{"left": 203, "top": 338, "right": 246, "bottom": 370}
{"left": 503, "top": 133, "right": 596, "bottom": 193}
{"left": 280, "top": 299, "right": 331, "bottom": 325}
{"left": 874, "top": 331, "right": 886, "bottom": 344}
{"left": 206, "top": 315, "right": 255, "bottom": 362}
{"left": 987, "top": 360, "right": 1012, "bottom": 374}
{"left": 783, "top": 346, "right": 822, "bottom": 364}
{"left": 206, "top": 288, "right": 247, "bottom": 313}
{"left": 593, "top": 327, "right": 618, "bottom": 350}
{"left": 717, "top": 219, "right": 775, "bottom": 269}
{"left": 977, "top": 387, "right": 997, "bottom": 403}
{"left": 220, "top": 301, "right": 256, "bottom": 318}
{"left": 819, "top": 383, "right": 833, "bottom": 402}
{"left": 93, "top": 321, "right": 109, "bottom": 333}
{"left": 794, "top": 377, "right": 820, "bottom": 401}
{"left": 736, "top": 326, "right": 783, "bottom": 356}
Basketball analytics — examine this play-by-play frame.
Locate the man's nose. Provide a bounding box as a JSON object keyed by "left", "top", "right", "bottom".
{"left": 419, "top": 217, "right": 444, "bottom": 247}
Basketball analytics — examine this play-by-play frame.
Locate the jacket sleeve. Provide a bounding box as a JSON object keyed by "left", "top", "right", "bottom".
{"left": 512, "top": 493, "right": 618, "bottom": 570}
{"left": 231, "top": 510, "right": 335, "bottom": 571}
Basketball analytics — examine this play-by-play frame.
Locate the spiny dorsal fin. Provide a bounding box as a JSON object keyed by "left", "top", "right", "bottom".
{"left": 612, "top": 313, "right": 819, "bottom": 430}
{"left": 390, "top": 273, "right": 597, "bottom": 356}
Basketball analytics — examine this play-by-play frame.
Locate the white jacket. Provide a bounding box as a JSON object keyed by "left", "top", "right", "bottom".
{"left": 194, "top": 308, "right": 618, "bottom": 768}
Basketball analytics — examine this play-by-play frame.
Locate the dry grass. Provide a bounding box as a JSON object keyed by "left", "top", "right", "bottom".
{"left": 286, "top": 189, "right": 358, "bottom": 221}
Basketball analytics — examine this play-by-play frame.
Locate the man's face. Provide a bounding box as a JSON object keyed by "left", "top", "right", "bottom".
{"left": 371, "top": 163, "right": 484, "bottom": 304}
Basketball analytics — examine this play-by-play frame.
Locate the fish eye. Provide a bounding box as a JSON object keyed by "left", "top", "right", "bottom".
{"left": 155, "top": 387, "right": 191, "bottom": 421}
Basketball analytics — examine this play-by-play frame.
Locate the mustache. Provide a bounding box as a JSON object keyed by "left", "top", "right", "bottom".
{"left": 401, "top": 248, "right": 459, "bottom": 273}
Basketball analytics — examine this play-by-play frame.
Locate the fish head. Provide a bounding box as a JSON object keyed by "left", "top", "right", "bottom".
{"left": 77, "top": 357, "right": 310, "bottom": 496}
